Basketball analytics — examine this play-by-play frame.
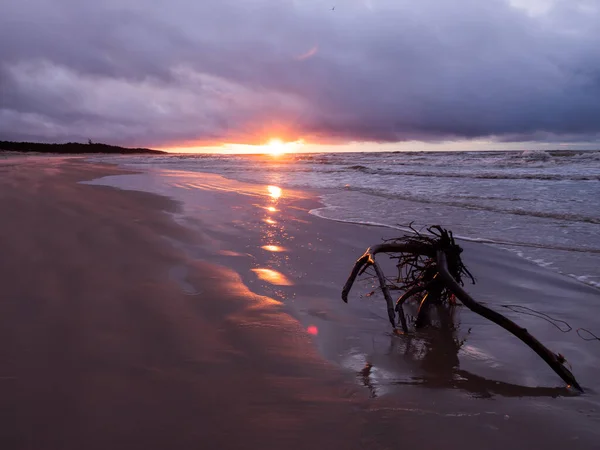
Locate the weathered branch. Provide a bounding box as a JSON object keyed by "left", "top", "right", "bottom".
{"left": 415, "top": 276, "right": 443, "bottom": 329}
{"left": 341, "top": 253, "right": 371, "bottom": 303}
{"left": 342, "top": 243, "right": 432, "bottom": 332}
{"left": 395, "top": 284, "right": 426, "bottom": 312}
{"left": 341, "top": 242, "right": 434, "bottom": 303}
{"left": 436, "top": 250, "right": 583, "bottom": 392}
{"left": 372, "top": 260, "right": 408, "bottom": 332}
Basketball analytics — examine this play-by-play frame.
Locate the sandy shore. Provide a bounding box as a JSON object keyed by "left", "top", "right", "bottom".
{"left": 0, "top": 158, "right": 371, "bottom": 449}
{"left": 2, "top": 158, "right": 599, "bottom": 449}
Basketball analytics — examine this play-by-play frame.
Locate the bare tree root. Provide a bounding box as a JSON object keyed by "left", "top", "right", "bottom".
{"left": 341, "top": 225, "right": 583, "bottom": 391}
{"left": 437, "top": 250, "right": 582, "bottom": 391}
{"left": 341, "top": 242, "right": 435, "bottom": 333}
{"left": 395, "top": 285, "right": 426, "bottom": 313}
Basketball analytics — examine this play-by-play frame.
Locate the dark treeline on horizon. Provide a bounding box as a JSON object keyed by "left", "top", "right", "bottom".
{"left": 0, "top": 140, "right": 164, "bottom": 154}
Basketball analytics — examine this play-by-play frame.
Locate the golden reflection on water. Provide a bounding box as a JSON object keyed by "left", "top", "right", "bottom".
{"left": 261, "top": 245, "right": 286, "bottom": 252}
{"left": 218, "top": 250, "right": 246, "bottom": 257}
{"left": 251, "top": 268, "right": 293, "bottom": 286}
{"left": 255, "top": 184, "right": 291, "bottom": 288}
{"left": 267, "top": 185, "right": 282, "bottom": 199}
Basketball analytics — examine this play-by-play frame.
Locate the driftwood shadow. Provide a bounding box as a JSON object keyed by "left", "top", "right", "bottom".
{"left": 359, "top": 324, "right": 575, "bottom": 399}
{"left": 389, "top": 329, "right": 574, "bottom": 399}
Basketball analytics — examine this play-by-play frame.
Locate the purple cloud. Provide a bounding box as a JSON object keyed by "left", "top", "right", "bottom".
{"left": 1, "top": 0, "right": 599, "bottom": 147}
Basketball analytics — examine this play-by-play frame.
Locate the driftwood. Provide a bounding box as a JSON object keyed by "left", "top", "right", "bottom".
{"left": 342, "top": 225, "right": 583, "bottom": 392}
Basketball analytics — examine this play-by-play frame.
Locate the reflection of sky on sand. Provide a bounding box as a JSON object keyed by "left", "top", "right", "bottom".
{"left": 251, "top": 268, "right": 293, "bottom": 286}
{"left": 83, "top": 169, "right": 306, "bottom": 203}
{"left": 261, "top": 245, "right": 286, "bottom": 252}
{"left": 83, "top": 163, "right": 600, "bottom": 445}
{"left": 217, "top": 249, "right": 247, "bottom": 257}
{"left": 83, "top": 165, "right": 597, "bottom": 401}
{"left": 336, "top": 325, "right": 575, "bottom": 400}
{"left": 252, "top": 184, "right": 296, "bottom": 291}
{"left": 267, "top": 185, "right": 282, "bottom": 199}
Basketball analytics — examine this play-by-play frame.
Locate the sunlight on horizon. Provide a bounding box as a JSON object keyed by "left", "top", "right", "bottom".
{"left": 260, "top": 138, "right": 306, "bottom": 156}
{"left": 166, "top": 138, "right": 315, "bottom": 154}
{"left": 265, "top": 138, "right": 286, "bottom": 156}
{"left": 161, "top": 139, "right": 597, "bottom": 154}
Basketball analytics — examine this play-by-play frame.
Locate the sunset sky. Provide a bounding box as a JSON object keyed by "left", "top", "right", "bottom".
{"left": 1, "top": 0, "right": 599, "bottom": 152}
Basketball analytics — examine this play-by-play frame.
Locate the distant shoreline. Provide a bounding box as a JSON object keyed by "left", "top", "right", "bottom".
{"left": 0, "top": 140, "right": 164, "bottom": 155}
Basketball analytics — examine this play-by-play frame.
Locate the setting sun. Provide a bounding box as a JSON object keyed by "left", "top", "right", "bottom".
{"left": 266, "top": 138, "right": 286, "bottom": 156}
{"left": 261, "top": 138, "right": 304, "bottom": 156}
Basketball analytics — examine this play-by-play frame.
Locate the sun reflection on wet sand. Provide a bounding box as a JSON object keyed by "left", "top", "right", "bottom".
{"left": 253, "top": 204, "right": 279, "bottom": 212}
{"left": 218, "top": 250, "right": 247, "bottom": 257}
{"left": 261, "top": 245, "right": 286, "bottom": 252}
{"left": 251, "top": 268, "right": 293, "bottom": 286}
{"left": 267, "top": 185, "right": 282, "bottom": 199}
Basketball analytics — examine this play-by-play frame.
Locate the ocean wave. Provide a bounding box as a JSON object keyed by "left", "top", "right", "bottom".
{"left": 346, "top": 165, "right": 370, "bottom": 171}
{"left": 343, "top": 186, "right": 600, "bottom": 225}
{"left": 343, "top": 165, "right": 600, "bottom": 181}
{"left": 93, "top": 152, "right": 600, "bottom": 290}
{"left": 309, "top": 206, "right": 600, "bottom": 254}
{"left": 130, "top": 160, "right": 600, "bottom": 182}
{"left": 310, "top": 205, "right": 600, "bottom": 290}
{"left": 518, "top": 150, "right": 553, "bottom": 160}
{"left": 93, "top": 152, "right": 600, "bottom": 223}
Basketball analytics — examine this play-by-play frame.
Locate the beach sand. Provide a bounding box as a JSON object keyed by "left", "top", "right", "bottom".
{"left": 1, "top": 158, "right": 599, "bottom": 449}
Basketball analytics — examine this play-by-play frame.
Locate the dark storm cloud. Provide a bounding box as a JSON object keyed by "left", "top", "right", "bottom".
{"left": 1, "top": 0, "right": 600, "bottom": 146}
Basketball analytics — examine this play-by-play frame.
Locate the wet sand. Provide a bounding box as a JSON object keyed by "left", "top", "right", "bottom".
{"left": 2, "top": 158, "right": 600, "bottom": 449}
{"left": 0, "top": 159, "right": 370, "bottom": 449}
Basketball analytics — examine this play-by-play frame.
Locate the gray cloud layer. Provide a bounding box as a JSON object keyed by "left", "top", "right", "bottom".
{"left": 1, "top": 0, "right": 599, "bottom": 147}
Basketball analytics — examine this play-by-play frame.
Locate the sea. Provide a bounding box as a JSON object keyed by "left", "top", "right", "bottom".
{"left": 93, "top": 150, "right": 600, "bottom": 289}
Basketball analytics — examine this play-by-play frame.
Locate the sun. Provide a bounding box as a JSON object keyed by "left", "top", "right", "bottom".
{"left": 265, "top": 138, "right": 286, "bottom": 156}
{"left": 261, "top": 138, "right": 304, "bottom": 156}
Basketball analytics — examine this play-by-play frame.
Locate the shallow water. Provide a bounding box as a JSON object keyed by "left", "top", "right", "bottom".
{"left": 83, "top": 168, "right": 600, "bottom": 388}
{"left": 83, "top": 165, "right": 600, "bottom": 447}
{"left": 91, "top": 150, "right": 600, "bottom": 289}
